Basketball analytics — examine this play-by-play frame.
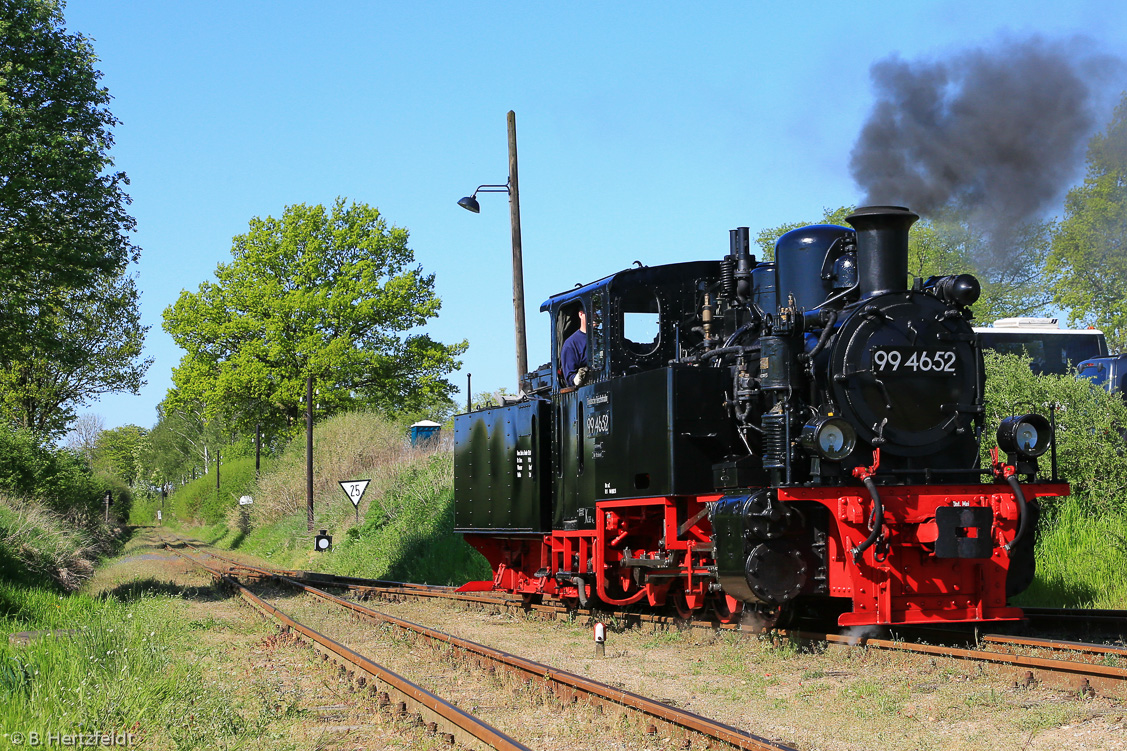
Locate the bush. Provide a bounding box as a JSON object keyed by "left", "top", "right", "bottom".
{"left": 167, "top": 457, "right": 258, "bottom": 525}
{"left": 0, "top": 424, "right": 129, "bottom": 533}
{"left": 982, "top": 352, "right": 1127, "bottom": 514}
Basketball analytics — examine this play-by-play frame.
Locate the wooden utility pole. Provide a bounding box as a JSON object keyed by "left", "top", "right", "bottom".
{"left": 306, "top": 374, "right": 314, "bottom": 532}
{"left": 507, "top": 110, "right": 528, "bottom": 390}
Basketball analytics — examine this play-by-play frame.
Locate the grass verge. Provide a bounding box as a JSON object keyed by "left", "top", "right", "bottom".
{"left": 0, "top": 581, "right": 255, "bottom": 747}
{"left": 1016, "top": 503, "right": 1127, "bottom": 609}
{"left": 0, "top": 495, "right": 114, "bottom": 591}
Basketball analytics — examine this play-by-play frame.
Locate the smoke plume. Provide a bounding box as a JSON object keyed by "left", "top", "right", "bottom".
{"left": 850, "top": 36, "right": 1120, "bottom": 241}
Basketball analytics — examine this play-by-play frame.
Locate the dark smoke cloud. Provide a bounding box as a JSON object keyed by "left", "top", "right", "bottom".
{"left": 850, "top": 36, "right": 1121, "bottom": 237}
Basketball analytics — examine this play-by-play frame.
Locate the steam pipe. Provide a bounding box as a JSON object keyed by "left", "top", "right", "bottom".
{"left": 1002, "top": 475, "right": 1030, "bottom": 553}
{"left": 851, "top": 477, "right": 884, "bottom": 562}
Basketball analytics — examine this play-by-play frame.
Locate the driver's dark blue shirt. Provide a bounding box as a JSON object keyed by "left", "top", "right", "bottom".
{"left": 561, "top": 328, "right": 587, "bottom": 385}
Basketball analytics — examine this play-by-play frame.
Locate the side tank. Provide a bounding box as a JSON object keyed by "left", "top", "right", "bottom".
{"left": 453, "top": 399, "right": 551, "bottom": 533}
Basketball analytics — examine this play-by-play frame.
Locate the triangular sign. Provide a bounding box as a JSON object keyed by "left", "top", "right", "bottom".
{"left": 339, "top": 480, "right": 371, "bottom": 508}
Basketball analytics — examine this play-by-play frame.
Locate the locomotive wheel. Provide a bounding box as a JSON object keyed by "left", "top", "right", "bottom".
{"left": 671, "top": 591, "right": 694, "bottom": 621}
{"left": 521, "top": 593, "right": 541, "bottom": 608}
{"left": 711, "top": 594, "right": 742, "bottom": 624}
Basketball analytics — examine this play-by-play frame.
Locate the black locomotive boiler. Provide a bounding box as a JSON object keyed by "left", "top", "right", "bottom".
{"left": 453, "top": 206, "right": 1067, "bottom": 626}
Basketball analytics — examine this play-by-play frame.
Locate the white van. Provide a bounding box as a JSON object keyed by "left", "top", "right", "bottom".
{"left": 974, "top": 317, "right": 1109, "bottom": 375}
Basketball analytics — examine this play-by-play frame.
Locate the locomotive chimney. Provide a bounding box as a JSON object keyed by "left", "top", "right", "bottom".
{"left": 845, "top": 205, "right": 918, "bottom": 300}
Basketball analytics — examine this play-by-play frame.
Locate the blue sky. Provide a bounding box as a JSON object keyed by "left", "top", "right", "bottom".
{"left": 63, "top": 1, "right": 1127, "bottom": 430}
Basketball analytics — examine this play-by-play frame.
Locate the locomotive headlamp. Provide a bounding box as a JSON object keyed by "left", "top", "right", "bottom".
{"left": 997, "top": 414, "right": 1052, "bottom": 459}
{"left": 800, "top": 416, "right": 857, "bottom": 461}
{"left": 933, "top": 273, "right": 981, "bottom": 307}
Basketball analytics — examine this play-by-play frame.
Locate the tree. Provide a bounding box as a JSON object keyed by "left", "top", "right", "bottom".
{"left": 0, "top": 0, "right": 138, "bottom": 356}
{"left": 163, "top": 199, "right": 467, "bottom": 437}
{"left": 64, "top": 412, "right": 104, "bottom": 463}
{"left": 1047, "top": 93, "right": 1127, "bottom": 351}
{"left": 910, "top": 207, "right": 1054, "bottom": 324}
{"left": 0, "top": 271, "right": 151, "bottom": 437}
{"left": 92, "top": 424, "right": 146, "bottom": 488}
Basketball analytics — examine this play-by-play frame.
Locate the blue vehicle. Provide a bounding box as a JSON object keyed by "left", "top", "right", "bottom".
{"left": 1077, "top": 354, "right": 1127, "bottom": 396}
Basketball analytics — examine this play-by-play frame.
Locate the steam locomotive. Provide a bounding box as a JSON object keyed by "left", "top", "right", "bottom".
{"left": 453, "top": 206, "right": 1067, "bottom": 626}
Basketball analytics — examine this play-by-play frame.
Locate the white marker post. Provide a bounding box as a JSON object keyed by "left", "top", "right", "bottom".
{"left": 339, "top": 480, "right": 371, "bottom": 524}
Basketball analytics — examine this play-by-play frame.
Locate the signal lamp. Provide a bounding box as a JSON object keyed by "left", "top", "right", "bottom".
{"left": 996, "top": 414, "right": 1052, "bottom": 459}
{"left": 800, "top": 416, "right": 856, "bottom": 461}
{"left": 314, "top": 529, "right": 332, "bottom": 552}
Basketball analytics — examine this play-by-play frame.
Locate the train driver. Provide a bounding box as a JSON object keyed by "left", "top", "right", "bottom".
{"left": 561, "top": 306, "right": 588, "bottom": 387}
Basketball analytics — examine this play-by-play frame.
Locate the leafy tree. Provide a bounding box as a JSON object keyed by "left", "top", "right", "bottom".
{"left": 0, "top": 271, "right": 150, "bottom": 437}
{"left": 91, "top": 424, "right": 146, "bottom": 488}
{"left": 911, "top": 208, "right": 1054, "bottom": 324}
{"left": 1047, "top": 93, "right": 1127, "bottom": 351}
{"left": 137, "top": 414, "right": 189, "bottom": 493}
{"left": 163, "top": 199, "right": 467, "bottom": 438}
{"left": 0, "top": 0, "right": 138, "bottom": 355}
{"left": 149, "top": 400, "right": 229, "bottom": 481}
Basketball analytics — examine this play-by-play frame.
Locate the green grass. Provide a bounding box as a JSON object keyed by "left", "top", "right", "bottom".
{"left": 0, "top": 496, "right": 101, "bottom": 590}
{"left": 0, "top": 581, "right": 255, "bottom": 747}
{"left": 1014, "top": 503, "right": 1127, "bottom": 609}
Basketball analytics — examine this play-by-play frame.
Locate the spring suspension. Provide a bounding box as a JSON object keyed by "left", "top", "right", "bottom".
{"left": 720, "top": 256, "right": 736, "bottom": 298}
{"left": 762, "top": 406, "right": 787, "bottom": 471}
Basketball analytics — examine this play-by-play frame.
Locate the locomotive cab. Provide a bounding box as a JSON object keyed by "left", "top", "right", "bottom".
{"left": 539, "top": 262, "right": 740, "bottom": 524}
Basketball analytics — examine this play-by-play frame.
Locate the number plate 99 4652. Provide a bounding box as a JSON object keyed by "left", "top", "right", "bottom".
{"left": 871, "top": 347, "right": 957, "bottom": 375}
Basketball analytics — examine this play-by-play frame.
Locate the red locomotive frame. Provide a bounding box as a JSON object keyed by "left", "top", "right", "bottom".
{"left": 461, "top": 478, "right": 1067, "bottom": 626}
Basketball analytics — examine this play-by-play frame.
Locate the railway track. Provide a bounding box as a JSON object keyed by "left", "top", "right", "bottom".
{"left": 166, "top": 536, "right": 1127, "bottom": 702}
{"left": 167, "top": 538, "right": 798, "bottom": 751}
{"left": 165, "top": 542, "right": 530, "bottom": 750}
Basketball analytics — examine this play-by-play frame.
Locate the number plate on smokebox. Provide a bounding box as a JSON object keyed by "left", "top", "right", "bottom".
{"left": 871, "top": 346, "right": 957, "bottom": 375}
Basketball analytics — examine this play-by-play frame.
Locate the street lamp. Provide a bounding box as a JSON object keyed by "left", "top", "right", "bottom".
{"left": 458, "top": 110, "right": 528, "bottom": 391}
{"left": 457, "top": 184, "right": 508, "bottom": 214}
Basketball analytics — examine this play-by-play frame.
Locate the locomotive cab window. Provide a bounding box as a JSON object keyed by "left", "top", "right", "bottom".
{"left": 619, "top": 288, "right": 662, "bottom": 356}
{"left": 557, "top": 300, "right": 588, "bottom": 388}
